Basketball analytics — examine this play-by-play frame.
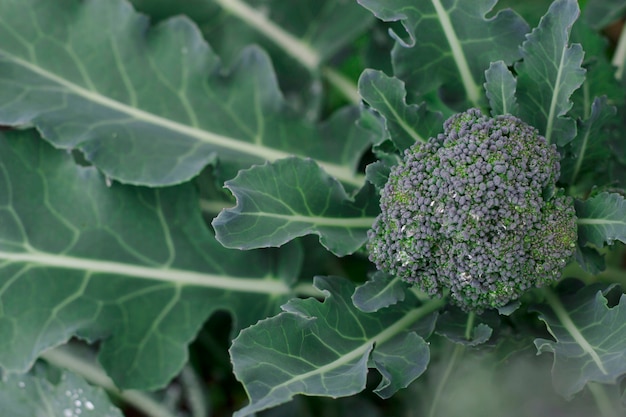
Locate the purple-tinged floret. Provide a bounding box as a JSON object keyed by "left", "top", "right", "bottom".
{"left": 367, "top": 109, "right": 577, "bottom": 311}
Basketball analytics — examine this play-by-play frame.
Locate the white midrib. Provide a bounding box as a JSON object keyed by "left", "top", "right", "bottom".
{"left": 0, "top": 250, "right": 290, "bottom": 294}
{"left": 577, "top": 218, "right": 626, "bottom": 226}
{"left": 249, "top": 298, "right": 446, "bottom": 408}
{"left": 213, "top": 0, "right": 320, "bottom": 70}
{"left": 372, "top": 82, "right": 426, "bottom": 143}
{"left": 1, "top": 54, "right": 363, "bottom": 188}
{"left": 544, "top": 289, "right": 608, "bottom": 375}
{"left": 545, "top": 46, "right": 568, "bottom": 145}
{"left": 431, "top": 0, "right": 480, "bottom": 107}
{"left": 234, "top": 211, "right": 377, "bottom": 228}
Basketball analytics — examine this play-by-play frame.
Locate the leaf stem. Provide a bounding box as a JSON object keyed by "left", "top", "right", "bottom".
{"left": 587, "top": 382, "right": 620, "bottom": 417}
{"left": 180, "top": 366, "right": 209, "bottom": 417}
{"left": 321, "top": 67, "right": 361, "bottom": 104}
{"left": 427, "top": 343, "right": 464, "bottom": 417}
{"left": 213, "top": 0, "right": 319, "bottom": 69}
{"left": 430, "top": 0, "right": 480, "bottom": 107}
{"left": 542, "top": 288, "right": 608, "bottom": 375}
{"left": 41, "top": 346, "right": 177, "bottom": 417}
{"left": 464, "top": 311, "right": 476, "bottom": 340}
{"left": 427, "top": 310, "right": 475, "bottom": 417}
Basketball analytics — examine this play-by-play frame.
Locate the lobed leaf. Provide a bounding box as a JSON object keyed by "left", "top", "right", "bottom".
{"left": 230, "top": 276, "right": 443, "bottom": 416}
{"left": 534, "top": 286, "right": 626, "bottom": 398}
{"left": 358, "top": 69, "right": 442, "bottom": 151}
{"left": 357, "top": 0, "right": 528, "bottom": 108}
{"left": 212, "top": 157, "right": 380, "bottom": 256}
{"left": 0, "top": 368, "right": 123, "bottom": 417}
{"left": 0, "top": 130, "right": 300, "bottom": 390}
{"left": 484, "top": 60, "right": 518, "bottom": 116}
{"left": 0, "top": 0, "right": 371, "bottom": 187}
{"left": 575, "top": 192, "right": 626, "bottom": 247}
{"left": 515, "top": 0, "right": 586, "bottom": 146}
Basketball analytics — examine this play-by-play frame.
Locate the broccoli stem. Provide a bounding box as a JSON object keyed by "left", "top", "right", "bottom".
{"left": 427, "top": 312, "right": 474, "bottom": 417}
{"left": 587, "top": 382, "right": 621, "bottom": 417}
{"left": 427, "top": 343, "right": 464, "bottom": 417}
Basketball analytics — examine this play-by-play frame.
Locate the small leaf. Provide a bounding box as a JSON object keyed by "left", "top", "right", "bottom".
{"left": 358, "top": 69, "right": 442, "bottom": 151}
{"left": 534, "top": 286, "right": 626, "bottom": 398}
{"left": 574, "top": 245, "right": 606, "bottom": 275}
{"left": 515, "top": 0, "right": 586, "bottom": 146}
{"left": 435, "top": 309, "right": 497, "bottom": 346}
{"left": 570, "top": 20, "right": 624, "bottom": 116}
{"left": 484, "top": 60, "right": 518, "bottom": 116}
{"left": 230, "top": 276, "right": 443, "bottom": 416}
{"left": 352, "top": 271, "right": 408, "bottom": 312}
{"left": 575, "top": 192, "right": 626, "bottom": 247}
{"left": 357, "top": 0, "right": 528, "bottom": 108}
{"left": 560, "top": 96, "right": 617, "bottom": 187}
{"left": 0, "top": 369, "right": 123, "bottom": 417}
{"left": 213, "top": 158, "right": 380, "bottom": 256}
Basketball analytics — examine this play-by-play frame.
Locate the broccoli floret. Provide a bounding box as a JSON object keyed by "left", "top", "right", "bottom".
{"left": 367, "top": 108, "right": 577, "bottom": 311}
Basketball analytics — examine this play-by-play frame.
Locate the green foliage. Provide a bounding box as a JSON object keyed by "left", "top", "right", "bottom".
{"left": 0, "top": 367, "right": 123, "bottom": 417}
{"left": 0, "top": 0, "right": 624, "bottom": 416}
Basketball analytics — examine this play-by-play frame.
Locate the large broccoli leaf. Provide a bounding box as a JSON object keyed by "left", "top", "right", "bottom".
{"left": 575, "top": 192, "right": 626, "bottom": 247}
{"left": 0, "top": 0, "right": 370, "bottom": 187}
{"left": 229, "top": 276, "right": 444, "bottom": 416}
{"left": 515, "top": 0, "right": 585, "bottom": 146}
{"left": 357, "top": 0, "right": 528, "bottom": 108}
{"left": 130, "top": 0, "right": 373, "bottom": 109}
{"left": 212, "top": 157, "right": 379, "bottom": 256}
{"left": 0, "top": 368, "right": 123, "bottom": 417}
{"left": 0, "top": 130, "right": 300, "bottom": 390}
{"left": 534, "top": 285, "right": 626, "bottom": 398}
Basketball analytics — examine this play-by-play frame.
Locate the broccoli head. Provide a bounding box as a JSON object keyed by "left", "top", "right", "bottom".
{"left": 367, "top": 108, "right": 577, "bottom": 311}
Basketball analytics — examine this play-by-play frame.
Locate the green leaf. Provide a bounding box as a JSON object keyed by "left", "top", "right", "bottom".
{"left": 570, "top": 20, "right": 624, "bottom": 117}
{"left": 435, "top": 309, "right": 496, "bottom": 346}
{"left": 515, "top": 0, "right": 586, "bottom": 146}
{"left": 357, "top": 69, "right": 443, "bottom": 151}
{"left": 0, "top": 0, "right": 370, "bottom": 187}
{"left": 575, "top": 192, "right": 626, "bottom": 247}
{"left": 574, "top": 245, "right": 606, "bottom": 275}
{"left": 583, "top": 0, "right": 626, "bottom": 29}
{"left": 534, "top": 286, "right": 626, "bottom": 398}
{"left": 230, "top": 276, "right": 444, "bottom": 416}
{"left": 357, "top": 0, "right": 528, "bottom": 108}
{"left": 560, "top": 97, "right": 617, "bottom": 188}
{"left": 484, "top": 60, "right": 518, "bottom": 116}
{"left": 0, "top": 130, "right": 299, "bottom": 390}
{"left": 212, "top": 158, "right": 379, "bottom": 256}
{"left": 352, "top": 272, "right": 408, "bottom": 313}
{"left": 0, "top": 368, "right": 123, "bottom": 417}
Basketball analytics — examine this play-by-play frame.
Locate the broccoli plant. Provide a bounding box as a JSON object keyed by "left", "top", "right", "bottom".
{"left": 0, "top": 0, "right": 624, "bottom": 417}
